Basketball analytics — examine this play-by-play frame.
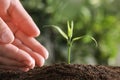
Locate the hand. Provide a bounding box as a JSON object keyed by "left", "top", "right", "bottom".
{"left": 0, "top": 0, "right": 48, "bottom": 71}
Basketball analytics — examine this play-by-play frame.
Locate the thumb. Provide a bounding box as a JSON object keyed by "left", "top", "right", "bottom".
{"left": 0, "top": 18, "right": 14, "bottom": 44}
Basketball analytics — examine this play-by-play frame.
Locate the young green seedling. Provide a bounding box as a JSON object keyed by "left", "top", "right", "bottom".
{"left": 45, "top": 21, "right": 97, "bottom": 64}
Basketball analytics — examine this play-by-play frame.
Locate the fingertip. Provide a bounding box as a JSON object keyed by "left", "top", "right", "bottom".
{"left": 33, "top": 26, "right": 40, "bottom": 37}
{"left": 19, "top": 67, "right": 30, "bottom": 72}
{"left": 40, "top": 46, "right": 49, "bottom": 60}
{"left": 23, "top": 58, "right": 35, "bottom": 69}
{"left": 0, "top": 18, "right": 14, "bottom": 44}
{"left": 22, "top": 25, "right": 40, "bottom": 37}
{"left": 37, "top": 55, "right": 45, "bottom": 67}
{"left": 44, "top": 49, "right": 49, "bottom": 60}
{"left": 28, "top": 28, "right": 40, "bottom": 37}
{"left": 41, "top": 57, "right": 45, "bottom": 67}
{"left": 0, "top": 30, "right": 14, "bottom": 44}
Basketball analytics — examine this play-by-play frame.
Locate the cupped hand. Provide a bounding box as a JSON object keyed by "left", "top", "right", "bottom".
{"left": 0, "top": 0, "right": 48, "bottom": 72}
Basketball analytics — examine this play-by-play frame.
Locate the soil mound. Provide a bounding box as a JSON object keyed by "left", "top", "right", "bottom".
{"left": 0, "top": 63, "right": 120, "bottom": 80}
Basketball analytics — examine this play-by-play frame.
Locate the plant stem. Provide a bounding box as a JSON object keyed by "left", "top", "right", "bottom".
{"left": 67, "top": 40, "right": 72, "bottom": 64}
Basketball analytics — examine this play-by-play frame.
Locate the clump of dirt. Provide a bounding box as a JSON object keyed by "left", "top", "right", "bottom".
{"left": 0, "top": 63, "right": 120, "bottom": 80}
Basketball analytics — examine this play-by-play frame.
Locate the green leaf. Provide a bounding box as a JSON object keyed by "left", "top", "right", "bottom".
{"left": 72, "top": 35, "right": 98, "bottom": 47}
{"left": 84, "top": 35, "right": 98, "bottom": 47}
{"left": 70, "top": 21, "right": 74, "bottom": 38}
{"left": 44, "top": 25, "right": 68, "bottom": 39}
{"left": 67, "top": 21, "right": 71, "bottom": 38}
{"left": 67, "top": 21, "right": 74, "bottom": 39}
{"left": 89, "top": 36, "right": 98, "bottom": 47}
{"left": 72, "top": 36, "right": 83, "bottom": 42}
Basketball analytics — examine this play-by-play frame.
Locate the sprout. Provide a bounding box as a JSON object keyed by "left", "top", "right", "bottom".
{"left": 44, "top": 21, "right": 97, "bottom": 64}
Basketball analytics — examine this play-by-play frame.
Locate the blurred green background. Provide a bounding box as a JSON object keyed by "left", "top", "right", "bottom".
{"left": 21, "top": 0, "right": 120, "bottom": 65}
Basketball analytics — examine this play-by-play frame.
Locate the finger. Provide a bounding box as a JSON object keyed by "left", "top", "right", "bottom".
{"left": 15, "top": 31, "right": 49, "bottom": 59}
{"left": 0, "top": 17, "right": 14, "bottom": 44}
{"left": 6, "top": 23, "right": 45, "bottom": 66}
{"left": 8, "top": 0, "right": 40, "bottom": 37}
{"left": 0, "top": 56, "right": 25, "bottom": 67}
{"left": 13, "top": 39, "right": 45, "bottom": 67}
{"left": 0, "top": 44, "right": 35, "bottom": 69}
{"left": 0, "top": 65, "right": 30, "bottom": 72}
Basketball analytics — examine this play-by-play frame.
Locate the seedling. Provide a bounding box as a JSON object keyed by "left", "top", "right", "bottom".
{"left": 45, "top": 21, "right": 97, "bottom": 64}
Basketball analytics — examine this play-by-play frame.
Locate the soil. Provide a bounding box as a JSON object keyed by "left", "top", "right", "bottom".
{"left": 0, "top": 63, "right": 120, "bottom": 80}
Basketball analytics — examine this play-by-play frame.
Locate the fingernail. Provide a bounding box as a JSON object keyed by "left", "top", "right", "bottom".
{"left": 23, "top": 61, "right": 35, "bottom": 69}
{"left": 19, "top": 68, "right": 30, "bottom": 72}
{"left": 23, "top": 61, "right": 31, "bottom": 66}
{"left": 45, "top": 50, "right": 49, "bottom": 59}
{"left": 0, "top": 31, "right": 14, "bottom": 43}
{"left": 38, "top": 57, "right": 45, "bottom": 67}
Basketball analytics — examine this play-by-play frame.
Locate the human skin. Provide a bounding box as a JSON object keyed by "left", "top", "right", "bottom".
{"left": 0, "top": 0, "right": 49, "bottom": 71}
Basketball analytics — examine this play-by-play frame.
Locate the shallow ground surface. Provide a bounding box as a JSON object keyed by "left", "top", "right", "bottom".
{"left": 0, "top": 63, "right": 120, "bottom": 80}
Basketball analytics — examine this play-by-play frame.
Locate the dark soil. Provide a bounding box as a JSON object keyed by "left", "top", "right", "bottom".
{"left": 0, "top": 63, "right": 120, "bottom": 80}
